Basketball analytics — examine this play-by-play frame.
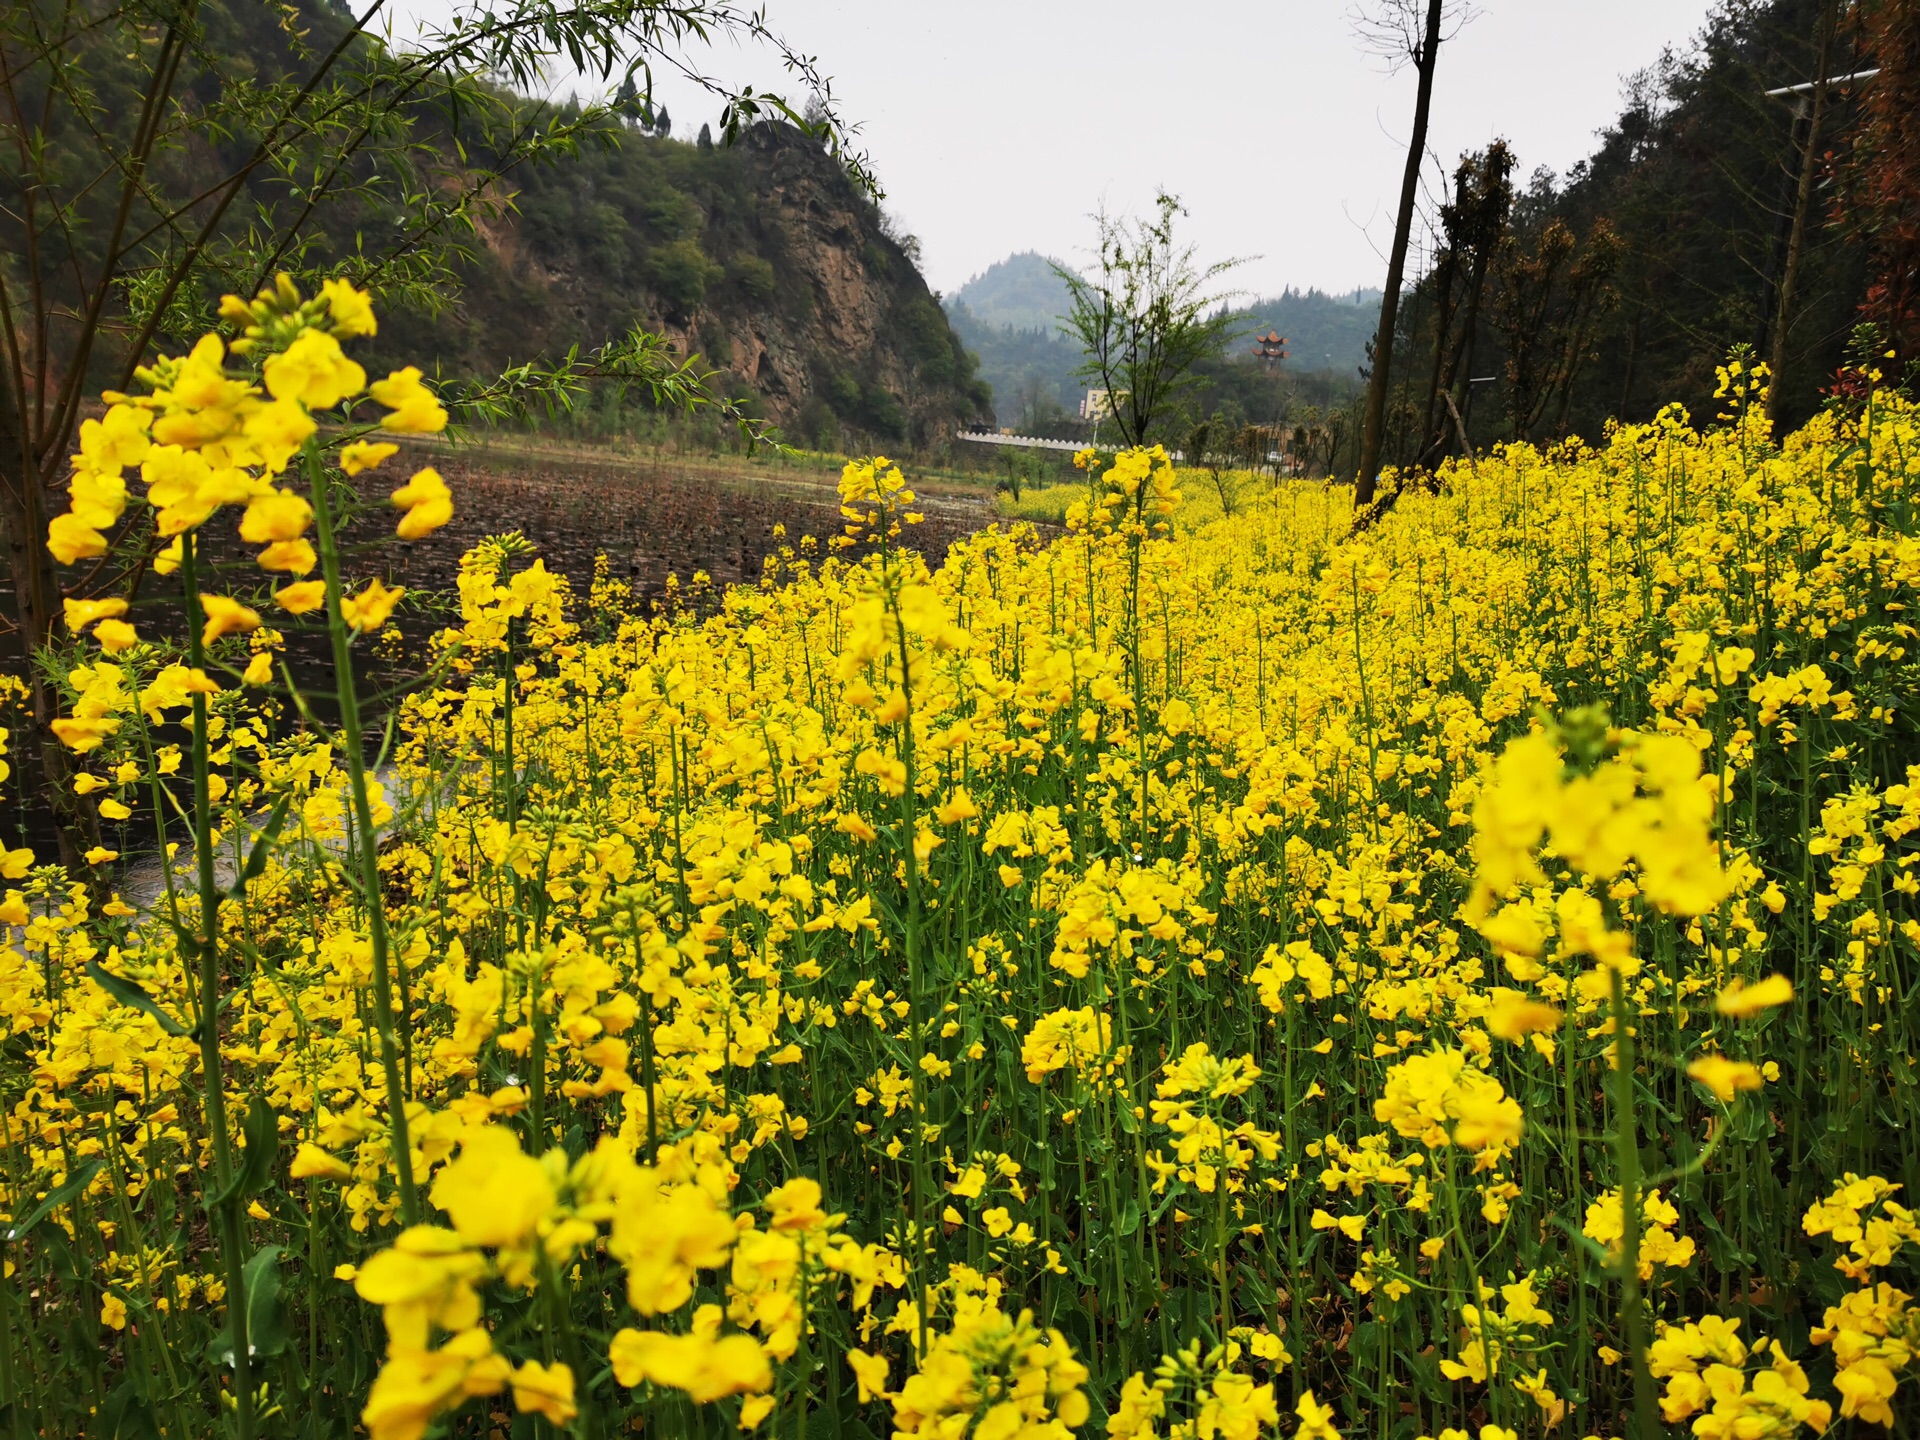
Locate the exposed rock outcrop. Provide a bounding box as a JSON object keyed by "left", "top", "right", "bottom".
{"left": 387, "top": 121, "right": 990, "bottom": 450}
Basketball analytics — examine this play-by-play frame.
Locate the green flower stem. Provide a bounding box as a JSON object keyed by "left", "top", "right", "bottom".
{"left": 1128, "top": 530, "right": 1149, "bottom": 855}
{"left": 0, "top": 1223, "right": 25, "bottom": 1440}
{"left": 536, "top": 1249, "right": 592, "bottom": 1436}
{"left": 179, "top": 533, "right": 255, "bottom": 1440}
{"left": 528, "top": 964, "right": 549, "bottom": 1149}
{"left": 1608, "top": 964, "right": 1659, "bottom": 1440}
{"left": 1214, "top": 1153, "right": 1231, "bottom": 1340}
{"left": 1440, "top": 1143, "right": 1493, "bottom": 1428}
{"left": 304, "top": 443, "right": 419, "bottom": 1226}
{"left": 886, "top": 570, "right": 932, "bottom": 1359}
{"left": 1564, "top": 975, "right": 1590, "bottom": 1409}
{"left": 502, "top": 622, "right": 518, "bottom": 829}
{"left": 1284, "top": 1002, "right": 1303, "bottom": 1401}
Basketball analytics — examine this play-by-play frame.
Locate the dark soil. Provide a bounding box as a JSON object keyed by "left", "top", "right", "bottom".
{"left": 373, "top": 442, "right": 1005, "bottom": 603}
{"left": 1, "top": 444, "right": 1035, "bottom": 858}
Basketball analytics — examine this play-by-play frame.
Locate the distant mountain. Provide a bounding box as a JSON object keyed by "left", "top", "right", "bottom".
{"left": 948, "top": 253, "right": 1077, "bottom": 334}
{"left": 942, "top": 304, "right": 1084, "bottom": 427}
{"left": 942, "top": 253, "right": 1382, "bottom": 426}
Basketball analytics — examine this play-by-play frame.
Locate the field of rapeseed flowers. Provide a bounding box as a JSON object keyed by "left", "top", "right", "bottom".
{"left": 6, "top": 281, "right": 1920, "bottom": 1440}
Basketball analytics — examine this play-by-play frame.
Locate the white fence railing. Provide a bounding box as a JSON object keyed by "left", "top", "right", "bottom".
{"left": 955, "top": 431, "right": 1086, "bottom": 453}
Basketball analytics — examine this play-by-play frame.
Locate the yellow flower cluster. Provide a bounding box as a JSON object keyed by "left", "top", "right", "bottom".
{"left": 1801, "top": 1176, "right": 1920, "bottom": 1424}
{"left": 1373, "top": 1048, "right": 1522, "bottom": 1154}
{"left": 1147, "top": 1043, "right": 1279, "bottom": 1197}
{"left": 44, "top": 277, "right": 449, "bottom": 655}
{"left": 1021, "top": 1006, "right": 1120, "bottom": 1085}
{"left": 1467, "top": 723, "right": 1726, "bottom": 969}
{"left": 1105, "top": 1340, "right": 1302, "bottom": 1440}
{"left": 877, "top": 1271, "right": 1090, "bottom": 1440}
{"left": 1581, "top": 1187, "right": 1697, "bottom": 1281}
{"left": 1440, "top": 1275, "right": 1554, "bottom": 1387}
{"left": 1066, "top": 445, "right": 1182, "bottom": 536}
{"left": 1648, "top": 1318, "right": 1832, "bottom": 1439}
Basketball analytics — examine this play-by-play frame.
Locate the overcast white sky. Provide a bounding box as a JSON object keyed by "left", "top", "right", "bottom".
{"left": 386, "top": 1, "right": 1722, "bottom": 297}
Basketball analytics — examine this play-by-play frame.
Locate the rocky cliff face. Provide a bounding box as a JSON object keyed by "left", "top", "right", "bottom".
{"left": 388, "top": 121, "right": 989, "bottom": 451}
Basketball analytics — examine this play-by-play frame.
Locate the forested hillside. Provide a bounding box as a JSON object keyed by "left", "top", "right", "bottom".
{"left": 1543, "top": 0, "right": 1865, "bottom": 430}
{"left": 1374, "top": 0, "right": 1916, "bottom": 472}
{"left": 7, "top": 0, "right": 991, "bottom": 453}
{"left": 379, "top": 119, "right": 994, "bottom": 450}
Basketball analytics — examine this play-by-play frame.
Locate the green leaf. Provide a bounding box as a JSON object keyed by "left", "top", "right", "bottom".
{"left": 4, "top": 1159, "right": 103, "bottom": 1242}
{"left": 209, "top": 1096, "right": 279, "bottom": 1209}
{"left": 244, "top": 1244, "right": 288, "bottom": 1359}
{"left": 101, "top": 1380, "right": 162, "bottom": 1440}
{"left": 84, "top": 962, "right": 189, "bottom": 1037}
{"left": 227, "top": 790, "right": 293, "bottom": 897}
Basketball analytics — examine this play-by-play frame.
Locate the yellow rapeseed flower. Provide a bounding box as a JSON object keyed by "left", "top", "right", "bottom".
{"left": 199, "top": 594, "right": 261, "bottom": 647}
{"left": 341, "top": 578, "right": 404, "bottom": 633}
{"left": 368, "top": 367, "right": 447, "bottom": 433}
{"left": 1687, "top": 1055, "right": 1765, "bottom": 1102}
{"left": 608, "top": 1327, "right": 772, "bottom": 1401}
{"left": 1714, "top": 974, "right": 1793, "bottom": 1017}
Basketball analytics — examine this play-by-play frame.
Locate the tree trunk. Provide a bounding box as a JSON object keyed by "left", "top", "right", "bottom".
{"left": 1389, "top": 266, "right": 1428, "bottom": 468}
{"left": 1418, "top": 245, "right": 1460, "bottom": 463}
{"left": 1620, "top": 300, "right": 1643, "bottom": 417}
{"left": 1444, "top": 251, "right": 1491, "bottom": 457}
{"left": 1355, "top": 0, "right": 1446, "bottom": 509}
{"left": 0, "top": 387, "right": 98, "bottom": 872}
{"left": 1421, "top": 237, "right": 1492, "bottom": 469}
{"left": 1767, "top": 0, "right": 1839, "bottom": 427}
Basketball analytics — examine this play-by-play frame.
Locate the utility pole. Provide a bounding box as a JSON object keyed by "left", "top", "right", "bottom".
{"left": 1760, "top": 41, "right": 1876, "bottom": 425}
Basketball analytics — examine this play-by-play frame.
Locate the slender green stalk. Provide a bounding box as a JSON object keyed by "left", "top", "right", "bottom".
{"left": 1214, "top": 1152, "right": 1231, "bottom": 1340}
{"left": 889, "top": 577, "right": 932, "bottom": 1359}
{"left": 0, "top": 1228, "right": 25, "bottom": 1440}
{"left": 304, "top": 445, "right": 419, "bottom": 1224}
{"left": 179, "top": 534, "right": 255, "bottom": 1439}
{"left": 1608, "top": 965, "right": 1659, "bottom": 1440}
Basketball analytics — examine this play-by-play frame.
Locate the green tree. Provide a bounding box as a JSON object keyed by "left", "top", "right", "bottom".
{"left": 0, "top": 0, "right": 865, "bottom": 863}
{"left": 1186, "top": 413, "right": 1243, "bottom": 515}
{"left": 647, "top": 236, "right": 725, "bottom": 314}
{"left": 1764, "top": 0, "right": 1840, "bottom": 423}
{"left": 1492, "top": 217, "right": 1621, "bottom": 441}
{"left": 1055, "top": 192, "right": 1242, "bottom": 449}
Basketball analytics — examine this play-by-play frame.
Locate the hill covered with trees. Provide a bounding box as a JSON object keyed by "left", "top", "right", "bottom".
{"left": 383, "top": 118, "right": 994, "bottom": 451}
{"left": 1365, "top": 0, "right": 1918, "bottom": 475}
{"left": 4, "top": 0, "right": 992, "bottom": 456}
